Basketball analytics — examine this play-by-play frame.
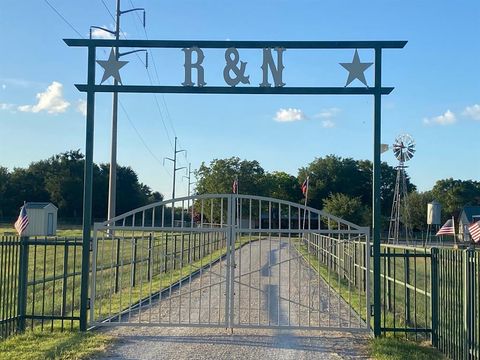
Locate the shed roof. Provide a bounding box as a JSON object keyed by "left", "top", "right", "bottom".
{"left": 25, "top": 202, "right": 58, "bottom": 210}
{"left": 461, "top": 206, "right": 480, "bottom": 222}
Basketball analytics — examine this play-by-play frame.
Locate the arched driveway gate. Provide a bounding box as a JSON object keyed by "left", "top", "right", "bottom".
{"left": 90, "top": 194, "right": 370, "bottom": 332}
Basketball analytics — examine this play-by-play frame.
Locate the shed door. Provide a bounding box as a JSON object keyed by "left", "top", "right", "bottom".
{"left": 47, "top": 213, "right": 54, "bottom": 235}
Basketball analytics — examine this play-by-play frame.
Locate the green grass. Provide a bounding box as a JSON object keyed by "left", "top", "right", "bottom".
{"left": 0, "top": 329, "right": 112, "bottom": 360}
{"left": 370, "top": 337, "right": 445, "bottom": 359}
{"left": 0, "top": 224, "right": 83, "bottom": 237}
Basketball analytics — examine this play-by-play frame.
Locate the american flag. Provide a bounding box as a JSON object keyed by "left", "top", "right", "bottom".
{"left": 14, "top": 204, "right": 29, "bottom": 236}
{"left": 301, "top": 177, "right": 309, "bottom": 196}
{"left": 232, "top": 178, "right": 238, "bottom": 194}
{"left": 436, "top": 218, "right": 455, "bottom": 236}
{"left": 469, "top": 220, "right": 480, "bottom": 243}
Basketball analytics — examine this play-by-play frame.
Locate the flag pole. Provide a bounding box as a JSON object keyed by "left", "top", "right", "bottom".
{"left": 452, "top": 215, "right": 456, "bottom": 246}
{"left": 302, "top": 176, "right": 309, "bottom": 233}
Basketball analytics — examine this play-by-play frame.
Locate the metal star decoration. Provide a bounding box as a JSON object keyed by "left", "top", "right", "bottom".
{"left": 339, "top": 49, "right": 373, "bottom": 87}
{"left": 96, "top": 48, "right": 129, "bottom": 85}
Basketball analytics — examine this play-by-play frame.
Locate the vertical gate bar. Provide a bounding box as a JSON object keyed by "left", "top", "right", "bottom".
{"left": 71, "top": 238, "right": 77, "bottom": 330}
{"left": 108, "top": 231, "right": 115, "bottom": 320}
{"left": 365, "top": 231, "right": 371, "bottom": 331}
{"left": 80, "top": 44, "right": 96, "bottom": 331}
{"left": 224, "top": 195, "right": 232, "bottom": 328}
{"left": 51, "top": 237, "right": 57, "bottom": 330}
{"left": 372, "top": 46, "right": 382, "bottom": 337}
{"left": 277, "top": 203, "right": 281, "bottom": 327}
{"left": 238, "top": 199, "right": 243, "bottom": 326}
{"left": 16, "top": 236, "right": 28, "bottom": 333}
{"left": 258, "top": 201, "right": 261, "bottom": 325}
{"left": 90, "top": 228, "right": 98, "bottom": 325}
{"left": 6, "top": 237, "right": 13, "bottom": 336}
{"left": 414, "top": 249, "right": 418, "bottom": 341}
{"left": 61, "top": 241, "right": 69, "bottom": 331}
{"left": 0, "top": 238, "right": 4, "bottom": 337}
{"left": 41, "top": 240, "right": 47, "bottom": 330}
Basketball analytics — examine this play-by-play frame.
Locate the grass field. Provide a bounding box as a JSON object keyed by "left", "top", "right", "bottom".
{"left": 295, "top": 239, "right": 444, "bottom": 359}
{"left": 0, "top": 230, "right": 251, "bottom": 359}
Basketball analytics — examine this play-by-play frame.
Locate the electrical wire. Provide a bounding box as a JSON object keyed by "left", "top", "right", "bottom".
{"left": 43, "top": 0, "right": 84, "bottom": 38}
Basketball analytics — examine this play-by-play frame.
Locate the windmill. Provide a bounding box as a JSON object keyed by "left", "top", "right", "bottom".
{"left": 388, "top": 134, "right": 415, "bottom": 244}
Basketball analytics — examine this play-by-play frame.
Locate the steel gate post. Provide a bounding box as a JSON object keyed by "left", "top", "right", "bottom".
{"left": 224, "top": 194, "right": 233, "bottom": 328}
{"left": 16, "top": 236, "right": 29, "bottom": 333}
{"left": 372, "top": 47, "right": 382, "bottom": 337}
{"left": 80, "top": 44, "right": 96, "bottom": 332}
{"left": 430, "top": 247, "right": 439, "bottom": 347}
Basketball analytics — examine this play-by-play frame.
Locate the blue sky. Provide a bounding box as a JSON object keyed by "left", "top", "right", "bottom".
{"left": 1, "top": 0, "right": 479, "bottom": 199}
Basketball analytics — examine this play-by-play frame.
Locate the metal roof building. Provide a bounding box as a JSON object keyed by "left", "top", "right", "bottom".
{"left": 23, "top": 202, "right": 58, "bottom": 237}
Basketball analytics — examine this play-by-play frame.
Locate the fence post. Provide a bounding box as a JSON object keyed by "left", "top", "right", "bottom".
{"left": 404, "top": 249, "right": 411, "bottom": 326}
{"left": 131, "top": 237, "right": 138, "bottom": 287}
{"left": 430, "top": 247, "right": 439, "bottom": 348}
{"left": 464, "top": 248, "right": 474, "bottom": 358}
{"left": 16, "top": 236, "right": 29, "bottom": 333}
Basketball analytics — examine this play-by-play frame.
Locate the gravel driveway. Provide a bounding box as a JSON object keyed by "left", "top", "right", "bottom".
{"left": 97, "top": 237, "right": 370, "bottom": 359}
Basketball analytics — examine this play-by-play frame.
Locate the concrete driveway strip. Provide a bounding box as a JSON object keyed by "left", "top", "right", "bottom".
{"left": 97, "top": 237, "right": 370, "bottom": 359}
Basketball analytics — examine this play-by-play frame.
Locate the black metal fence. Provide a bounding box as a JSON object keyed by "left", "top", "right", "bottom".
{"left": 0, "top": 236, "right": 83, "bottom": 339}
{"left": 0, "top": 232, "right": 227, "bottom": 340}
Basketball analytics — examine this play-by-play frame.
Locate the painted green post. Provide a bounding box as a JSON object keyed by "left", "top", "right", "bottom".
{"left": 430, "top": 247, "right": 439, "bottom": 347}
{"left": 16, "top": 236, "right": 29, "bottom": 333}
{"left": 373, "top": 47, "right": 382, "bottom": 337}
{"left": 80, "top": 44, "right": 96, "bottom": 332}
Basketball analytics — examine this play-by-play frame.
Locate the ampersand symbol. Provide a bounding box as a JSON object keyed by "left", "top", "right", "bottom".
{"left": 223, "top": 48, "right": 250, "bottom": 87}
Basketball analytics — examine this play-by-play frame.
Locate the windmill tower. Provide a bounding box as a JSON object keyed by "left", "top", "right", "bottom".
{"left": 388, "top": 134, "right": 415, "bottom": 244}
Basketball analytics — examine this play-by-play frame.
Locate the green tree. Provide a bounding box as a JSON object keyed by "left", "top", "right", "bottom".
{"left": 195, "top": 157, "right": 266, "bottom": 195}
{"left": 322, "top": 193, "right": 369, "bottom": 226}
{"left": 262, "top": 171, "right": 302, "bottom": 202}
{"left": 405, "top": 191, "right": 434, "bottom": 231}
{"left": 431, "top": 178, "right": 480, "bottom": 221}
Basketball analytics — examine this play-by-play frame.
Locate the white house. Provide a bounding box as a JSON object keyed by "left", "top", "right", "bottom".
{"left": 22, "top": 202, "right": 58, "bottom": 237}
{"left": 459, "top": 206, "right": 480, "bottom": 241}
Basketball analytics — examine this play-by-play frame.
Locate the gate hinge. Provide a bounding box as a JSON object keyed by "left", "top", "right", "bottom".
{"left": 370, "top": 246, "right": 374, "bottom": 257}
{"left": 370, "top": 304, "right": 374, "bottom": 316}
{"left": 87, "top": 298, "right": 91, "bottom": 310}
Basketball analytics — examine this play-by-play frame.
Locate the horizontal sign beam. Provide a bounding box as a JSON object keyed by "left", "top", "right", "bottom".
{"left": 65, "top": 39, "right": 407, "bottom": 49}
{"left": 75, "top": 84, "right": 394, "bottom": 95}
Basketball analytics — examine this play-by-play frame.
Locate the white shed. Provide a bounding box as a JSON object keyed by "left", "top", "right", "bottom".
{"left": 22, "top": 202, "right": 58, "bottom": 236}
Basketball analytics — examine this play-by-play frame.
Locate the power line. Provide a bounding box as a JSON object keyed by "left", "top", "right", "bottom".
{"left": 43, "top": 0, "right": 84, "bottom": 38}
{"left": 44, "top": 0, "right": 172, "bottom": 177}
{"left": 119, "top": 102, "right": 172, "bottom": 177}
{"left": 129, "top": 0, "right": 178, "bottom": 141}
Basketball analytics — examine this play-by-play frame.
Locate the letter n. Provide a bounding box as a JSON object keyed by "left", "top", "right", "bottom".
{"left": 182, "top": 47, "right": 206, "bottom": 87}
{"left": 260, "top": 48, "right": 286, "bottom": 87}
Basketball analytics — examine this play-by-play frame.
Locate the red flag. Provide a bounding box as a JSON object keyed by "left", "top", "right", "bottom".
{"left": 469, "top": 220, "right": 480, "bottom": 242}
{"left": 436, "top": 218, "right": 455, "bottom": 236}
{"left": 301, "top": 178, "right": 309, "bottom": 196}
{"left": 14, "top": 204, "right": 29, "bottom": 235}
{"left": 232, "top": 178, "right": 238, "bottom": 194}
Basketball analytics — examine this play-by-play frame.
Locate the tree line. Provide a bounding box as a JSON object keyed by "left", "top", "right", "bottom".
{"left": 195, "top": 156, "right": 480, "bottom": 230}
{"left": 0, "top": 150, "right": 162, "bottom": 222}
{"left": 1, "top": 151, "right": 478, "bottom": 230}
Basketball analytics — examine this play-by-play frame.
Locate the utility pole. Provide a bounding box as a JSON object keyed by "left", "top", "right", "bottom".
{"left": 183, "top": 163, "right": 195, "bottom": 198}
{"left": 164, "top": 137, "right": 186, "bottom": 200}
{"left": 91, "top": 1, "right": 146, "bottom": 224}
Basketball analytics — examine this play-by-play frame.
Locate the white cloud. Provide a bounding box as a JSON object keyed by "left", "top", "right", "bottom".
{"left": 1, "top": 84, "right": 6, "bottom": 90}
{"left": 91, "top": 26, "right": 115, "bottom": 39}
{"left": 423, "top": 110, "right": 456, "bottom": 126}
{"left": 274, "top": 108, "right": 306, "bottom": 122}
{"left": 18, "top": 81, "right": 70, "bottom": 114}
{"left": 0, "top": 103, "right": 14, "bottom": 111}
{"left": 314, "top": 107, "right": 341, "bottom": 119}
{"left": 463, "top": 104, "right": 480, "bottom": 121}
{"left": 76, "top": 99, "right": 87, "bottom": 116}
{"left": 322, "top": 119, "right": 335, "bottom": 128}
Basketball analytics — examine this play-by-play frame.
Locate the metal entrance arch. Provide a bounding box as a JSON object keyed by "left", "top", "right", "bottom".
{"left": 66, "top": 38, "right": 406, "bottom": 334}
{"left": 90, "top": 194, "right": 370, "bottom": 332}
